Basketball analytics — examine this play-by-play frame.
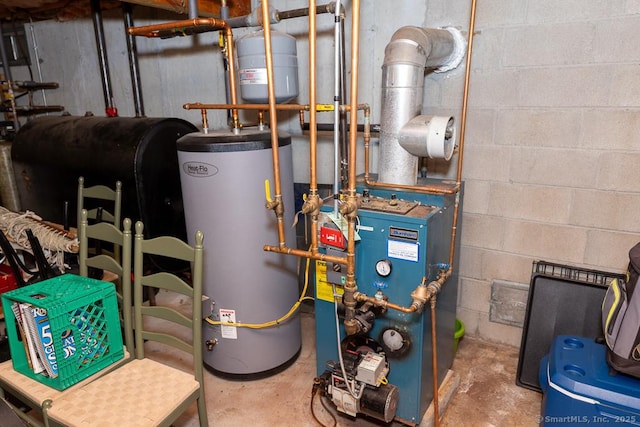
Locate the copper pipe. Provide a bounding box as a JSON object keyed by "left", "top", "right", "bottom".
{"left": 341, "top": 0, "right": 361, "bottom": 336}
{"left": 431, "top": 296, "right": 440, "bottom": 427}
{"left": 261, "top": 0, "right": 286, "bottom": 247}
{"left": 127, "top": 18, "right": 227, "bottom": 37}
{"left": 309, "top": 0, "right": 318, "bottom": 192}
{"left": 200, "top": 109, "right": 209, "bottom": 133}
{"left": 183, "top": 102, "right": 368, "bottom": 112}
{"left": 456, "top": 0, "right": 477, "bottom": 184}
{"left": 306, "top": 0, "right": 322, "bottom": 256}
{"left": 129, "top": 18, "right": 240, "bottom": 129}
{"left": 223, "top": 26, "right": 240, "bottom": 130}
{"left": 264, "top": 244, "right": 349, "bottom": 266}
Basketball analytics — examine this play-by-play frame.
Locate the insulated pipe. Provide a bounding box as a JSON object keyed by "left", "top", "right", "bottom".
{"left": 90, "top": 0, "right": 117, "bottom": 117}
{"left": 377, "top": 26, "right": 462, "bottom": 185}
{"left": 123, "top": 3, "right": 145, "bottom": 117}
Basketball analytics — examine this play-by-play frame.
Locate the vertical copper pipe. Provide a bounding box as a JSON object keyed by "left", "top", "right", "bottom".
{"left": 456, "top": 0, "right": 477, "bottom": 184}
{"left": 309, "top": 0, "right": 317, "bottom": 191}
{"left": 223, "top": 25, "right": 240, "bottom": 130}
{"left": 308, "top": 0, "right": 321, "bottom": 255}
{"left": 431, "top": 298, "right": 440, "bottom": 427}
{"left": 341, "top": 0, "right": 361, "bottom": 336}
{"left": 261, "top": 0, "right": 286, "bottom": 246}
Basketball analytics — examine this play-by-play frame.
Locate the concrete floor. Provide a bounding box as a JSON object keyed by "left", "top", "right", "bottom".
{"left": 150, "top": 290, "right": 542, "bottom": 427}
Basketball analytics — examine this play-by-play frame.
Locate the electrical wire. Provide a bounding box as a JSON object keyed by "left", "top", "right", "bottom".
{"left": 333, "top": 283, "right": 365, "bottom": 400}
{"left": 310, "top": 385, "right": 336, "bottom": 427}
{"left": 204, "top": 247, "right": 314, "bottom": 329}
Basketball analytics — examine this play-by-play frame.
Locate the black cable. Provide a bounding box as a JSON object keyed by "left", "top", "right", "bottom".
{"left": 310, "top": 384, "right": 337, "bottom": 427}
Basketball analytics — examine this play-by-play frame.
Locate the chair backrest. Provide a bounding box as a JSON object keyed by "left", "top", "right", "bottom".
{"left": 78, "top": 209, "right": 133, "bottom": 353}
{"left": 132, "top": 221, "right": 204, "bottom": 381}
{"left": 77, "top": 176, "right": 122, "bottom": 229}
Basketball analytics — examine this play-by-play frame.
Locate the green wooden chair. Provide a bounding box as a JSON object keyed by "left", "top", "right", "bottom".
{"left": 0, "top": 211, "right": 134, "bottom": 427}
{"left": 42, "top": 221, "right": 208, "bottom": 427}
{"left": 78, "top": 209, "right": 134, "bottom": 354}
{"left": 77, "top": 176, "right": 123, "bottom": 262}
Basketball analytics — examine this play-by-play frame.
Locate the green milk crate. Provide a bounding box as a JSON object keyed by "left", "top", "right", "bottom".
{"left": 1, "top": 274, "right": 124, "bottom": 390}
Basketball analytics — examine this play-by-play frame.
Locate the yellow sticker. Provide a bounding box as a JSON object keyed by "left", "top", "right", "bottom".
{"left": 316, "top": 104, "right": 335, "bottom": 111}
{"left": 315, "top": 260, "right": 343, "bottom": 302}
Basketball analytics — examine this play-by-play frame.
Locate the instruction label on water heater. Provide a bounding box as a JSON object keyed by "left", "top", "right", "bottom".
{"left": 219, "top": 309, "right": 238, "bottom": 339}
{"left": 387, "top": 239, "right": 419, "bottom": 262}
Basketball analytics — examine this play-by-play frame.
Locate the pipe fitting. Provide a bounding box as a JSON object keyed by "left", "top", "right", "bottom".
{"left": 301, "top": 193, "right": 322, "bottom": 215}
{"left": 265, "top": 195, "right": 284, "bottom": 216}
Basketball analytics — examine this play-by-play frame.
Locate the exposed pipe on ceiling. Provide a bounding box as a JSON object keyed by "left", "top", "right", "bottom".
{"left": 187, "top": 0, "right": 199, "bottom": 19}
{"left": 122, "top": 3, "right": 145, "bottom": 118}
{"left": 90, "top": 0, "right": 117, "bottom": 117}
{"left": 0, "top": 24, "right": 19, "bottom": 131}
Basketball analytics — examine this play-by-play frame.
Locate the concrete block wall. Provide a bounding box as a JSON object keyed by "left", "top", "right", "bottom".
{"left": 10, "top": 1, "right": 640, "bottom": 347}
{"left": 424, "top": 0, "right": 640, "bottom": 346}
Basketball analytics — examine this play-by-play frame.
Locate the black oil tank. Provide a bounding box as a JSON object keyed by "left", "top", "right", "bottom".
{"left": 11, "top": 115, "right": 198, "bottom": 241}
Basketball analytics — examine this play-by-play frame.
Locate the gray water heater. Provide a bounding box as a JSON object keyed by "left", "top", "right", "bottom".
{"left": 236, "top": 29, "right": 299, "bottom": 104}
{"left": 177, "top": 129, "right": 301, "bottom": 378}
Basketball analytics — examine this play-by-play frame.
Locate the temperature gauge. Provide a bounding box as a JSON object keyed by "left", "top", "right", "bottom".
{"left": 375, "top": 259, "right": 392, "bottom": 277}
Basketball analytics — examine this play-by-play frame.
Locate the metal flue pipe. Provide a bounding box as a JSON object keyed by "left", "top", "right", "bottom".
{"left": 377, "top": 26, "right": 464, "bottom": 185}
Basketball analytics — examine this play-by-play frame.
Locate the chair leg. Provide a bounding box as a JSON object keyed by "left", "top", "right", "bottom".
{"left": 197, "top": 395, "right": 208, "bottom": 427}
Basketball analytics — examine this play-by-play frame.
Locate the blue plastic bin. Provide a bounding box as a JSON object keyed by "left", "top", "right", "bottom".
{"left": 539, "top": 335, "right": 640, "bottom": 426}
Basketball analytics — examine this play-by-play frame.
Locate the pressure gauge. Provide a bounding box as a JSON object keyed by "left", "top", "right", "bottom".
{"left": 375, "top": 259, "right": 392, "bottom": 277}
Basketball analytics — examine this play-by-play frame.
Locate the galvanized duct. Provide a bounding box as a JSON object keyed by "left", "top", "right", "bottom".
{"left": 377, "top": 26, "right": 465, "bottom": 186}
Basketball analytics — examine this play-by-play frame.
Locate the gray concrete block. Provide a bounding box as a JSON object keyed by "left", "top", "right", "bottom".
{"left": 517, "top": 66, "right": 612, "bottom": 107}
{"left": 610, "top": 65, "right": 640, "bottom": 107}
{"left": 510, "top": 147, "right": 600, "bottom": 188}
{"left": 460, "top": 180, "right": 491, "bottom": 215}
{"left": 527, "top": 0, "right": 624, "bottom": 23}
{"left": 570, "top": 189, "right": 640, "bottom": 233}
{"left": 495, "top": 109, "right": 582, "bottom": 148}
{"left": 504, "top": 23, "right": 595, "bottom": 67}
{"left": 477, "top": 312, "right": 523, "bottom": 347}
{"left": 487, "top": 182, "right": 572, "bottom": 224}
{"left": 458, "top": 277, "right": 492, "bottom": 314}
{"left": 594, "top": 17, "right": 640, "bottom": 63}
{"left": 460, "top": 214, "right": 505, "bottom": 250}
{"left": 582, "top": 109, "right": 640, "bottom": 151}
{"left": 584, "top": 230, "right": 640, "bottom": 271}
{"left": 502, "top": 220, "right": 588, "bottom": 264}
{"left": 596, "top": 151, "right": 640, "bottom": 192}
{"left": 480, "top": 250, "right": 535, "bottom": 284}
{"left": 462, "top": 145, "right": 512, "bottom": 182}
{"left": 468, "top": 70, "right": 520, "bottom": 108}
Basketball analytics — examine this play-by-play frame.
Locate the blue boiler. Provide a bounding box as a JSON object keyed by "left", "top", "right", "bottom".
{"left": 314, "top": 179, "right": 462, "bottom": 426}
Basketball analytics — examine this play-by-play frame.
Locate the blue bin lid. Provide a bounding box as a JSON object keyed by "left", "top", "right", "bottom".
{"left": 546, "top": 335, "right": 640, "bottom": 411}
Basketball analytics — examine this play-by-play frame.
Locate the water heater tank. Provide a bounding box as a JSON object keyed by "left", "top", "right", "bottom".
{"left": 236, "top": 29, "right": 299, "bottom": 104}
{"left": 177, "top": 129, "right": 301, "bottom": 378}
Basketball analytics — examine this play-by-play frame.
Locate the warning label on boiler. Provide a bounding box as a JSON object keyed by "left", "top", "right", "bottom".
{"left": 219, "top": 308, "right": 238, "bottom": 339}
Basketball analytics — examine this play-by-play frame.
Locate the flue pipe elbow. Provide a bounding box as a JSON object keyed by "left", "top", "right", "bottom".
{"left": 377, "top": 26, "right": 466, "bottom": 186}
